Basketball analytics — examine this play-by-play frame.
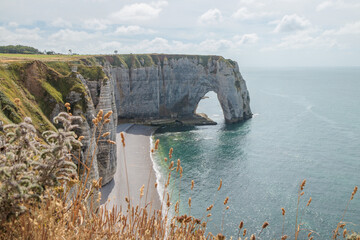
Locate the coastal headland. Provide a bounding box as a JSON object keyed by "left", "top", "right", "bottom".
{"left": 0, "top": 53, "right": 252, "bottom": 210}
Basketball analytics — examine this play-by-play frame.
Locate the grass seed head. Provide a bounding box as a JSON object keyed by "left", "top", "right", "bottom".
{"left": 154, "top": 139, "right": 160, "bottom": 150}
{"left": 218, "top": 179, "right": 222, "bottom": 191}
{"left": 139, "top": 184, "right": 144, "bottom": 198}
{"left": 207, "top": 204, "right": 214, "bottom": 211}
{"left": 103, "top": 110, "right": 113, "bottom": 119}
{"left": 102, "top": 132, "right": 110, "bottom": 138}
{"left": 191, "top": 180, "right": 194, "bottom": 190}
{"left": 239, "top": 221, "right": 244, "bottom": 229}
{"left": 224, "top": 197, "right": 229, "bottom": 205}
{"left": 262, "top": 221, "right": 269, "bottom": 229}
{"left": 351, "top": 186, "right": 358, "bottom": 200}
{"left": 307, "top": 197, "right": 312, "bottom": 206}
{"left": 97, "top": 109, "right": 104, "bottom": 120}
{"left": 300, "top": 179, "right": 306, "bottom": 191}
{"left": 281, "top": 208, "right": 286, "bottom": 216}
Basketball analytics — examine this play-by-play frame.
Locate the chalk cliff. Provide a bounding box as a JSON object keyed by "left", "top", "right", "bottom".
{"left": 104, "top": 54, "right": 252, "bottom": 124}
{"left": 0, "top": 54, "right": 251, "bottom": 186}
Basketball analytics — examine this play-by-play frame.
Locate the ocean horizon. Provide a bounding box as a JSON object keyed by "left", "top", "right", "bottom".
{"left": 151, "top": 66, "right": 360, "bottom": 239}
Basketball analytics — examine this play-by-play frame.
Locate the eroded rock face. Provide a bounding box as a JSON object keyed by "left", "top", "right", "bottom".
{"left": 111, "top": 55, "right": 252, "bottom": 123}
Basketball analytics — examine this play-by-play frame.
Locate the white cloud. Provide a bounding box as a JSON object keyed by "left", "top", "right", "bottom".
{"left": 198, "top": 9, "right": 223, "bottom": 25}
{"left": 323, "top": 21, "right": 360, "bottom": 35}
{"left": 8, "top": 22, "right": 19, "bottom": 28}
{"left": 199, "top": 39, "right": 232, "bottom": 51}
{"left": 82, "top": 18, "right": 109, "bottom": 30}
{"left": 234, "top": 33, "right": 259, "bottom": 44}
{"left": 274, "top": 14, "right": 311, "bottom": 33}
{"left": 0, "top": 27, "right": 42, "bottom": 44}
{"left": 238, "top": 0, "right": 265, "bottom": 8}
{"left": 316, "top": 0, "right": 360, "bottom": 11}
{"left": 114, "top": 25, "right": 155, "bottom": 35}
{"left": 51, "top": 18, "right": 73, "bottom": 28}
{"left": 109, "top": 1, "right": 168, "bottom": 22}
{"left": 264, "top": 30, "right": 336, "bottom": 51}
{"left": 49, "top": 29, "right": 97, "bottom": 42}
{"left": 232, "top": 7, "right": 275, "bottom": 20}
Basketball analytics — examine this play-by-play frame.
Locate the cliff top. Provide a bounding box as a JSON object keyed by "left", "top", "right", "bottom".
{"left": 0, "top": 53, "right": 237, "bottom": 68}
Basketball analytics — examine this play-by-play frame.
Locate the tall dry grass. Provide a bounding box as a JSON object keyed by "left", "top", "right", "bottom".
{"left": 0, "top": 103, "right": 359, "bottom": 239}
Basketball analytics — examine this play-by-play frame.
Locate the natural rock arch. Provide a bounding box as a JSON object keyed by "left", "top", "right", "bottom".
{"left": 112, "top": 55, "right": 252, "bottom": 124}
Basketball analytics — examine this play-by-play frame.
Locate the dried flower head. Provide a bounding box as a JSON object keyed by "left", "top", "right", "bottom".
{"left": 262, "top": 221, "right": 269, "bottom": 229}
{"left": 169, "top": 161, "right": 174, "bottom": 170}
{"left": 140, "top": 185, "right": 144, "bottom": 198}
{"left": 239, "top": 221, "right": 244, "bottom": 229}
{"left": 218, "top": 179, "right": 222, "bottom": 191}
{"left": 250, "top": 234, "right": 255, "bottom": 240}
{"left": 281, "top": 208, "right": 286, "bottom": 216}
{"left": 243, "top": 229, "right": 247, "bottom": 236}
{"left": 300, "top": 179, "right": 306, "bottom": 191}
{"left": 281, "top": 235, "right": 288, "bottom": 240}
{"left": 169, "top": 147, "right": 173, "bottom": 158}
{"left": 188, "top": 197, "right": 192, "bottom": 207}
{"left": 351, "top": 186, "right": 358, "bottom": 200}
{"left": 104, "top": 110, "right": 113, "bottom": 119}
{"left": 102, "top": 132, "right": 110, "bottom": 138}
{"left": 97, "top": 109, "right": 104, "bottom": 120}
{"left": 191, "top": 180, "right": 194, "bottom": 190}
{"left": 207, "top": 205, "right": 214, "bottom": 211}
{"left": 154, "top": 139, "right": 160, "bottom": 150}
{"left": 224, "top": 197, "right": 229, "bottom": 205}
{"left": 307, "top": 197, "right": 312, "bottom": 206}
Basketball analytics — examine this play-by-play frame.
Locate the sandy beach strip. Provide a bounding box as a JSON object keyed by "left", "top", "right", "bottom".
{"left": 100, "top": 124, "right": 161, "bottom": 211}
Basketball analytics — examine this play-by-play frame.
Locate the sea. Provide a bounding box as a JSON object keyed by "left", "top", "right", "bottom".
{"left": 151, "top": 67, "right": 360, "bottom": 239}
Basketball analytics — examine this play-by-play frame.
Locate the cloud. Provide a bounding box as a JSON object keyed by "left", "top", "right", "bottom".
{"left": 316, "top": 0, "right": 360, "bottom": 11}
{"left": 109, "top": 1, "right": 168, "bottom": 22}
{"left": 114, "top": 25, "right": 155, "bottom": 35}
{"left": 263, "top": 30, "right": 336, "bottom": 51}
{"left": 323, "top": 21, "right": 360, "bottom": 35}
{"left": 198, "top": 8, "right": 223, "bottom": 25}
{"left": 49, "top": 29, "right": 97, "bottom": 42}
{"left": 234, "top": 33, "right": 259, "bottom": 44}
{"left": 238, "top": 0, "right": 265, "bottom": 8}
{"left": 232, "top": 7, "right": 275, "bottom": 20}
{"left": 8, "top": 22, "right": 19, "bottom": 28}
{"left": 274, "top": 14, "right": 311, "bottom": 33}
{"left": 0, "top": 27, "right": 42, "bottom": 44}
{"left": 82, "top": 19, "right": 109, "bottom": 30}
{"left": 51, "top": 18, "right": 73, "bottom": 28}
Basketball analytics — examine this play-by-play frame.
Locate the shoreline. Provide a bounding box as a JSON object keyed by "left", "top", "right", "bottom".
{"left": 100, "top": 124, "right": 161, "bottom": 211}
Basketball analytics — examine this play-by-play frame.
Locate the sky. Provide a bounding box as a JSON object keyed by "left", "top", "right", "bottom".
{"left": 0, "top": 0, "right": 359, "bottom": 67}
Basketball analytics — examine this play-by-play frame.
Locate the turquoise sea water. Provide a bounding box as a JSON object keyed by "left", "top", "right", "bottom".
{"left": 152, "top": 67, "right": 360, "bottom": 239}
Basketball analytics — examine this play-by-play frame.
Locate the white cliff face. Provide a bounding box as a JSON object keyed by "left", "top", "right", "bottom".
{"left": 64, "top": 55, "right": 251, "bottom": 186}
{"left": 78, "top": 71, "right": 118, "bottom": 186}
{"left": 111, "top": 55, "right": 252, "bottom": 123}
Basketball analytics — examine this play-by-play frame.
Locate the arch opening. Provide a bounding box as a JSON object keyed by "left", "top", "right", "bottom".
{"left": 195, "top": 91, "right": 225, "bottom": 124}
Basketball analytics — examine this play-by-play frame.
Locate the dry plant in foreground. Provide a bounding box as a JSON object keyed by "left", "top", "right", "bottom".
{"left": 0, "top": 103, "right": 359, "bottom": 239}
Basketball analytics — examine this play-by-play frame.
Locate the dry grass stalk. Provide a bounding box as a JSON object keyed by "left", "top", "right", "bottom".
{"left": 333, "top": 185, "right": 358, "bottom": 239}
